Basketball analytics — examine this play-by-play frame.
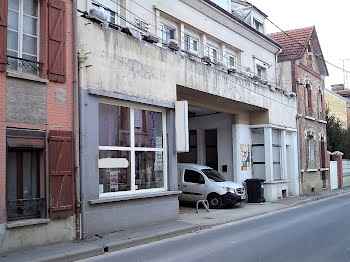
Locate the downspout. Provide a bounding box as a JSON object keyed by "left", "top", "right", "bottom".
{"left": 78, "top": 54, "right": 88, "bottom": 239}
{"left": 72, "top": 0, "right": 81, "bottom": 240}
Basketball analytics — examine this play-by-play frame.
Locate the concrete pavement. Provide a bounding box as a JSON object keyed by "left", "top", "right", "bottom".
{"left": 1, "top": 187, "right": 350, "bottom": 262}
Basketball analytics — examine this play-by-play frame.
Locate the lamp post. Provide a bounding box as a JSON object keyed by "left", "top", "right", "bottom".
{"left": 341, "top": 59, "right": 350, "bottom": 89}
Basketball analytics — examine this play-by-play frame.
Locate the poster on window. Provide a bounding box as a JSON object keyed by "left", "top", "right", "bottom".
{"left": 110, "top": 170, "right": 119, "bottom": 191}
{"left": 241, "top": 144, "right": 251, "bottom": 171}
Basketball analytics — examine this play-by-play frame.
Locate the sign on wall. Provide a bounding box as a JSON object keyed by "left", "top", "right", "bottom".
{"left": 241, "top": 144, "right": 251, "bottom": 171}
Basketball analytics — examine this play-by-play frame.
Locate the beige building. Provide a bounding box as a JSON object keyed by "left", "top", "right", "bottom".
{"left": 325, "top": 88, "right": 350, "bottom": 128}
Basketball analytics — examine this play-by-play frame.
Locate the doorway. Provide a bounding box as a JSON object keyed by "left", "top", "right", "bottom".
{"left": 205, "top": 129, "right": 218, "bottom": 170}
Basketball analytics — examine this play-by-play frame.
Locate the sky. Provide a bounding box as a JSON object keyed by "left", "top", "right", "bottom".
{"left": 248, "top": 0, "right": 350, "bottom": 89}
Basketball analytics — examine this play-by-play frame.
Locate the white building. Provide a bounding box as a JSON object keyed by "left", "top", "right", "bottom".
{"left": 77, "top": 0, "right": 299, "bottom": 237}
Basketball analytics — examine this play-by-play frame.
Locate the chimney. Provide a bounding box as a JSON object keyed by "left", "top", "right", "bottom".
{"left": 331, "top": 84, "right": 345, "bottom": 91}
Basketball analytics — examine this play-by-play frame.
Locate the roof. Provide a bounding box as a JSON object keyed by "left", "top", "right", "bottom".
{"left": 231, "top": 0, "right": 268, "bottom": 17}
{"left": 269, "top": 26, "right": 329, "bottom": 76}
{"left": 202, "top": 0, "right": 282, "bottom": 49}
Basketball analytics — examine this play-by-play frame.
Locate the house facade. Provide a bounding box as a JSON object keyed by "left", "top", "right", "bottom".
{"left": 77, "top": 0, "right": 299, "bottom": 238}
{"left": 270, "top": 26, "right": 329, "bottom": 195}
{"left": 325, "top": 86, "right": 350, "bottom": 129}
{"left": 0, "top": 0, "right": 76, "bottom": 253}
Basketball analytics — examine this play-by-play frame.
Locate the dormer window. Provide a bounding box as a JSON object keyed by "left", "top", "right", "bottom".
{"left": 253, "top": 18, "right": 264, "bottom": 33}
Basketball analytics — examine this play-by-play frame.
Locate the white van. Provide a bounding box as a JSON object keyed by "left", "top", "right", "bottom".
{"left": 178, "top": 163, "right": 246, "bottom": 208}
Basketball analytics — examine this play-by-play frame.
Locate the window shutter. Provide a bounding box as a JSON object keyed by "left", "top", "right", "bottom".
{"left": 48, "top": 0, "right": 66, "bottom": 83}
{"left": 48, "top": 130, "right": 75, "bottom": 219}
{"left": 0, "top": 0, "right": 8, "bottom": 72}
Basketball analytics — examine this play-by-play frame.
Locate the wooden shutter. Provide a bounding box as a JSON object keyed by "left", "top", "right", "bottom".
{"left": 48, "top": 0, "right": 66, "bottom": 83}
{"left": 49, "top": 130, "right": 74, "bottom": 219}
{"left": 0, "top": 0, "right": 8, "bottom": 72}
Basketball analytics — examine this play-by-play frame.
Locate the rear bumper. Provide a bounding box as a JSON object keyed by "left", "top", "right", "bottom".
{"left": 221, "top": 192, "right": 244, "bottom": 205}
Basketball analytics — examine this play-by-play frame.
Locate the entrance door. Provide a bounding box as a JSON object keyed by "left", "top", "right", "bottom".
{"left": 205, "top": 129, "right": 218, "bottom": 170}
{"left": 181, "top": 169, "right": 206, "bottom": 202}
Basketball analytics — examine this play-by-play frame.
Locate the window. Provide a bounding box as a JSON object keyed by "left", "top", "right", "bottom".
{"left": 160, "top": 24, "right": 175, "bottom": 42}
{"left": 256, "top": 65, "right": 266, "bottom": 79}
{"left": 98, "top": 103, "right": 167, "bottom": 196}
{"left": 184, "top": 170, "right": 205, "bottom": 184}
{"left": 91, "top": 3, "right": 116, "bottom": 24}
{"left": 184, "top": 34, "right": 198, "bottom": 52}
{"left": 252, "top": 128, "right": 265, "bottom": 180}
{"left": 306, "top": 84, "right": 312, "bottom": 109}
{"left": 253, "top": 18, "right": 264, "bottom": 33}
{"left": 205, "top": 45, "right": 218, "bottom": 63}
{"left": 307, "top": 136, "right": 316, "bottom": 169}
{"left": 272, "top": 129, "right": 282, "bottom": 181}
{"left": 226, "top": 54, "right": 236, "bottom": 68}
{"left": 7, "top": 0, "right": 39, "bottom": 74}
{"left": 318, "top": 91, "right": 323, "bottom": 119}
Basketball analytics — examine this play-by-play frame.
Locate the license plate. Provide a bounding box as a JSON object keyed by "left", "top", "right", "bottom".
{"left": 241, "top": 195, "right": 246, "bottom": 200}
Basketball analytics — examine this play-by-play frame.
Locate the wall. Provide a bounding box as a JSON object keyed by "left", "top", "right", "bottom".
{"left": 324, "top": 89, "right": 348, "bottom": 128}
{"left": 342, "top": 159, "right": 350, "bottom": 187}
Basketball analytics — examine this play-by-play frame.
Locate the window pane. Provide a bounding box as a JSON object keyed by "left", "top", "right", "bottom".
{"left": 99, "top": 151, "right": 131, "bottom": 193}
{"left": 273, "top": 164, "right": 281, "bottom": 180}
{"left": 103, "top": 9, "right": 115, "bottom": 24}
{"left": 252, "top": 145, "right": 265, "bottom": 162}
{"left": 135, "top": 151, "right": 164, "bottom": 190}
{"left": 184, "top": 170, "right": 203, "bottom": 183}
{"left": 6, "top": 152, "right": 17, "bottom": 201}
{"left": 134, "top": 109, "right": 163, "bottom": 148}
{"left": 7, "top": 30, "right": 18, "bottom": 51}
{"left": 272, "top": 146, "right": 280, "bottom": 162}
{"left": 272, "top": 129, "right": 281, "bottom": 145}
{"left": 7, "top": 50, "right": 18, "bottom": 71}
{"left": 191, "top": 40, "right": 198, "bottom": 51}
{"left": 91, "top": 3, "right": 99, "bottom": 10}
{"left": 184, "top": 35, "right": 189, "bottom": 51}
{"left": 252, "top": 128, "right": 264, "bottom": 144}
{"left": 8, "top": 10, "right": 19, "bottom": 30}
{"left": 9, "top": 0, "right": 19, "bottom": 10}
{"left": 22, "top": 35, "right": 37, "bottom": 55}
{"left": 99, "top": 104, "right": 130, "bottom": 147}
{"left": 253, "top": 163, "right": 265, "bottom": 180}
{"left": 229, "top": 56, "right": 235, "bottom": 67}
{"left": 23, "top": 0, "right": 38, "bottom": 17}
{"left": 22, "top": 54, "right": 37, "bottom": 75}
{"left": 23, "top": 15, "right": 37, "bottom": 36}
{"left": 23, "top": 151, "right": 38, "bottom": 199}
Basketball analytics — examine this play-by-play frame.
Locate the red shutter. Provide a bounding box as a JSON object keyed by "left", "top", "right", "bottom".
{"left": 0, "top": 0, "right": 8, "bottom": 72}
{"left": 48, "top": 0, "right": 66, "bottom": 83}
{"left": 48, "top": 130, "right": 75, "bottom": 219}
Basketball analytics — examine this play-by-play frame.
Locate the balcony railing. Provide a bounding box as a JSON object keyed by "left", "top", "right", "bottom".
{"left": 7, "top": 198, "right": 45, "bottom": 220}
{"left": 7, "top": 55, "right": 43, "bottom": 73}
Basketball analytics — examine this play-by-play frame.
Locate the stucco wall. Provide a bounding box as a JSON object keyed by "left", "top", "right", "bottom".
{"left": 325, "top": 90, "right": 347, "bottom": 127}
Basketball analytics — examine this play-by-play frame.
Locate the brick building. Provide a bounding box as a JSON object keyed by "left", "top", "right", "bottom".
{"left": 270, "top": 26, "right": 329, "bottom": 194}
{"left": 0, "top": 0, "right": 76, "bottom": 253}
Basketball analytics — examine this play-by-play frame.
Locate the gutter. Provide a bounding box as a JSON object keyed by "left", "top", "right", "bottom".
{"left": 72, "top": 0, "right": 81, "bottom": 240}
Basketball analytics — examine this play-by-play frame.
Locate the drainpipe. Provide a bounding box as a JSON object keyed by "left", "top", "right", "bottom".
{"left": 72, "top": 0, "right": 81, "bottom": 240}
{"left": 78, "top": 54, "right": 87, "bottom": 239}
{"left": 275, "top": 49, "right": 282, "bottom": 87}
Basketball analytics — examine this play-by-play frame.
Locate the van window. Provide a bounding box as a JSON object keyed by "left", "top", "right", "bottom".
{"left": 184, "top": 170, "right": 205, "bottom": 184}
{"left": 201, "top": 169, "right": 226, "bottom": 182}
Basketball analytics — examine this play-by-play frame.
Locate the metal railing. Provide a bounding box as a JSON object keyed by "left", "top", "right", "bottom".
{"left": 7, "top": 55, "right": 43, "bottom": 72}
{"left": 7, "top": 198, "right": 45, "bottom": 220}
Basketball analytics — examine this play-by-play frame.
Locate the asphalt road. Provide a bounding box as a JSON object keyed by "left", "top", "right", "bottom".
{"left": 80, "top": 193, "right": 350, "bottom": 262}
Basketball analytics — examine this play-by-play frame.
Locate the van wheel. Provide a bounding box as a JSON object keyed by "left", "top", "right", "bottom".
{"left": 207, "top": 194, "right": 223, "bottom": 209}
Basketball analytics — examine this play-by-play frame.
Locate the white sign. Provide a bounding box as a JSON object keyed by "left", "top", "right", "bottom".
{"left": 175, "top": 101, "right": 189, "bottom": 152}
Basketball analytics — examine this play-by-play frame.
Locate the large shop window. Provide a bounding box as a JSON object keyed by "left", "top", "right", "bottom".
{"left": 7, "top": 0, "right": 39, "bottom": 74}
{"left": 252, "top": 128, "right": 265, "bottom": 180}
{"left": 98, "top": 103, "right": 167, "bottom": 197}
{"left": 272, "top": 129, "right": 282, "bottom": 181}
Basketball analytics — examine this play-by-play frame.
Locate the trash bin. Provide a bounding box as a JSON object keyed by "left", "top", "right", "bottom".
{"left": 245, "top": 178, "right": 265, "bottom": 203}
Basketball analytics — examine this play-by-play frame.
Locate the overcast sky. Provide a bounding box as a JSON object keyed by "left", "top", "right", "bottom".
{"left": 248, "top": 0, "right": 350, "bottom": 89}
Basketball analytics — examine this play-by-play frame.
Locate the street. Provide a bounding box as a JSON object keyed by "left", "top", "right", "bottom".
{"left": 80, "top": 193, "right": 350, "bottom": 262}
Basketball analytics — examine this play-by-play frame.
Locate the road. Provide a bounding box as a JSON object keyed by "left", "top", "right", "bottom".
{"left": 80, "top": 193, "right": 350, "bottom": 262}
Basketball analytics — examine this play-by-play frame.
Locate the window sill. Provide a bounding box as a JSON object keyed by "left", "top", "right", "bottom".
{"left": 305, "top": 116, "right": 316, "bottom": 121}
{"left": 89, "top": 190, "right": 181, "bottom": 204}
{"left": 320, "top": 168, "right": 329, "bottom": 171}
{"left": 318, "top": 119, "right": 327, "bottom": 124}
{"left": 264, "top": 180, "right": 289, "bottom": 184}
{"left": 305, "top": 169, "right": 318, "bottom": 172}
{"left": 6, "top": 218, "right": 49, "bottom": 229}
{"left": 7, "top": 71, "right": 49, "bottom": 84}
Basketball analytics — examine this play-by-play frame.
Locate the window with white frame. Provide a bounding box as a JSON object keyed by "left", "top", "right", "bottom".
{"left": 160, "top": 23, "right": 175, "bottom": 42}
{"left": 205, "top": 45, "right": 218, "bottom": 63}
{"left": 98, "top": 102, "right": 167, "bottom": 196}
{"left": 225, "top": 53, "right": 236, "bottom": 68}
{"left": 252, "top": 128, "right": 265, "bottom": 180}
{"left": 253, "top": 18, "right": 264, "bottom": 33}
{"left": 7, "top": 0, "right": 39, "bottom": 75}
{"left": 272, "top": 129, "right": 282, "bottom": 181}
{"left": 91, "top": 2, "right": 117, "bottom": 24}
{"left": 184, "top": 34, "right": 198, "bottom": 53}
{"left": 255, "top": 59, "right": 267, "bottom": 79}
{"left": 307, "top": 135, "right": 316, "bottom": 169}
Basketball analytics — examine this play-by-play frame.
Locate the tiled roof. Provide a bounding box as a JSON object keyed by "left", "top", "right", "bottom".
{"left": 268, "top": 26, "right": 315, "bottom": 60}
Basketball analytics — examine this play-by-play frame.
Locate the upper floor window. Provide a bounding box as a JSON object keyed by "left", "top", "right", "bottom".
{"left": 306, "top": 84, "right": 312, "bottom": 109}
{"left": 184, "top": 34, "right": 198, "bottom": 53}
{"left": 253, "top": 18, "right": 264, "bottom": 33}
{"left": 7, "top": 0, "right": 38, "bottom": 75}
{"left": 91, "top": 3, "right": 116, "bottom": 24}
{"left": 160, "top": 24, "right": 175, "bottom": 42}
{"left": 225, "top": 53, "right": 236, "bottom": 68}
{"left": 318, "top": 90, "right": 323, "bottom": 119}
{"left": 205, "top": 45, "right": 218, "bottom": 63}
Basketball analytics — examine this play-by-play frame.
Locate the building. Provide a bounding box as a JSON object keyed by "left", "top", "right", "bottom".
{"left": 0, "top": 0, "right": 76, "bottom": 253}
{"left": 77, "top": 0, "right": 299, "bottom": 238}
{"left": 330, "top": 84, "right": 350, "bottom": 99}
{"left": 325, "top": 86, "right": 350, "bottom": 129}
{"left": 270, "top": 26, "right": 329, "bottom": 194}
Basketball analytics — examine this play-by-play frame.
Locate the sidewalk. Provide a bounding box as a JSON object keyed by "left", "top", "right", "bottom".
{"left": 1, "top": 187, "right": 350, "bottom": 262}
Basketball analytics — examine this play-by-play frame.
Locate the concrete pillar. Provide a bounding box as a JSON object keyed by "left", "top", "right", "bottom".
{"left": 220, "top": 42, "right": 226, "bottom": 63}
{"left": 200, "top": 34, "right": 207, "bottom": 56}
{"left": 197, "top": 129, "right": 206, "bottom": 165}
{"left": 281, "top": 130, "right": 287, "bottom": 180}
{"left": 264, "top": 127, "right": 273, "bottom": 182}
{"left": 179, "top": 23, "right": 185, "bottom": 50}
{"left": 155, "top": 8, "right": 160, "bottom": 38}
{"left": 331, "top": 152, "right": 344, "bottom": 188}
{"left": 120, "top": 0, "right": 127, "bottom": 26}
